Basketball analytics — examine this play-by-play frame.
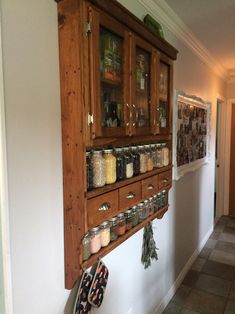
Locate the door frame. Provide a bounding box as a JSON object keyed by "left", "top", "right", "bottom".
{"left": 0, "top": 13, "right": 13, "bottom": 314}
{"left": 224, "top": 99, "right": 235, "bottom": 215}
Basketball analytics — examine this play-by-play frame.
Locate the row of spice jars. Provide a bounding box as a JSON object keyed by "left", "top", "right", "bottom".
{"left": 86, "top": 143, "right": 170, "bottom": 190}
{"left": 82, "top": 190, "right": 168, "bottom": 261}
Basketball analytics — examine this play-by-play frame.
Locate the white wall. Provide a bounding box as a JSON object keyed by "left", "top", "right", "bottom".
{"left": 1, "top": 0, "right": 226, "bottom": 314}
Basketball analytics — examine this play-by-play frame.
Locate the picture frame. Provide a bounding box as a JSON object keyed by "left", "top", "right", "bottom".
{"left": 173, "top": 90, "right": 211, "bottom": 180}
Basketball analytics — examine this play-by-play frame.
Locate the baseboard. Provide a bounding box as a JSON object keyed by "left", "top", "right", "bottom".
{"left": 154, "top": 225, "right": 214, "bottom": 314}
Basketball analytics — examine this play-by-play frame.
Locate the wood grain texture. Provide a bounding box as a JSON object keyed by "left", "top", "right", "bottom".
{"left": 141, "top": 175, "right": 159, "bottom": 199}
{"left": 229, "top": 103, "right": 235, "bottom": 216}
{"left": 119, "top": 182, "right": 142, "bottom": 211}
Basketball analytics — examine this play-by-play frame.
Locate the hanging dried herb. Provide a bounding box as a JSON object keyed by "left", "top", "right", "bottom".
{"left": 141, "top": 222, "right": 158, "bottom": 269}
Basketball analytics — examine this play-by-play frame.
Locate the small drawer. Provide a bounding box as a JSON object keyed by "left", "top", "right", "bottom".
{"left": 142, "top": 175, "right": 159, "bottom": 199}
{"left": 159, "top": 170, "right": 172, "bottom": 190}
{"left": 87, "top": 190, "right": 119, "bottom": 229}
{"left": 119, "top": 182, "right": 141, "bottom": 211}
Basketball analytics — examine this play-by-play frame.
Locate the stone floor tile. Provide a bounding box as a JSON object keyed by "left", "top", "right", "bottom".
{"left": 180, "top": 309, "right": 201, "bottom": 314}
{"left": 163, "top": 302, "right": 181, "bottom": 314}
{"left": 215, "top": 240, "right": 235, "bottom": 255}
{"left": 182, "top": 270, "right": 200, "bottom": 287}
{"left": 199, "top": 247, "right": 212, "bottom": 259}
{"left": 224, "top": 300, "right": 235, "bottom": 314}
{"left": 217, "top": 216, "right": 230, "bottom": 226}
{"left": 219, "top": 232, "right": 235, "bottom": 244}
{"left": 227, "top": 219, "right": 235, "bottom": 229}
{"left": 224, "top": 226, "right": 235, "bottom": 235}
{"left": 205, "top": 238, "right": 217, "bottom": 249}
{"left": 229, "top": 280, "right": 235, "bottom": 300}
{"left": 209, "top": 231, "right": 221, "bottom": 240}
{"left": 171, "top": 285, "right": 192, "bottom": 307}
{"left": 184, "top": 288, "right": 226, "bottom": 314}
{"left": 191, "top": 258, "right": 206, "bottom": 272}
{"left": 194, "top": 273, "right": 231, "bottom": 297}
{"left": 214, "top": 224, "right": 224, "bottom": 232}
{"left": 202, "top": 260, "right": 235, "bottom": 281}
{"left": 209, "top": 249, "right": 235, "bottom": 267}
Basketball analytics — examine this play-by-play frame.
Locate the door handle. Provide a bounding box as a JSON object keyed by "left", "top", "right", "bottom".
{"left": 98, "top": 202, "right": 111, "bottom": 211}
{"left": 126, "top": 192, "right": 135, "bottom": 199}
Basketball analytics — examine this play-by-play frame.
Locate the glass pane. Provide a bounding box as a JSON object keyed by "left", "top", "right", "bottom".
{"left": 135, "top": 47, "right": 151, "bottom": 128}
{"left": 100, "top": 27, "right": 124, "bottom": 128}
{"left": 159, "top": 62, "right": 169, "bottom": 129}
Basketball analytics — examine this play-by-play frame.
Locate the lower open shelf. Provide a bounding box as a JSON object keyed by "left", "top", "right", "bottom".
{"left": 82, "top": 205, "right": 169, "bottom": 268}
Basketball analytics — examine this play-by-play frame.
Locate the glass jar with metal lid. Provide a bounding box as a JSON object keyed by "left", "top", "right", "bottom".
{"left": 103, "top": 149, "right": 116, "bottom": 184}
{"left": 109, "top": 217, "right": 119, "bottom": 241}
{"left": 124, "top": 209, "right": 133, "bottom": 230}
{"left": 162, "top": 143, "right": 170, "bottom": 167}
{"left": 82, "top": 232, "right": 91, "bottom": 261}
{"left": 156, "top": 144, "right": 163, "bottom": 168}
{"left": 138, "top": 145, "right": 147, "bottom": 174}
{"left": 145, "top": 144, "right": 154, "bottom": 171}
{"left": 162, "top": 190, "right": 167, "bottom": 207}
{"left": 148, "top": 197, "right": 154, "bottom": 215}
{"left": 123, "top": 147, "right": 134, "bottom": 178}
{"left": 157, "top": 192, "right": 162, "bottom": 209}
{"left": 99, "top": 221, "right": 110, "bottom": 247}
{"left": 143, "top": 199, "right": 150, "bottom": 218}
{"left": 131, "top": 146, "right": 140, "bottom": 176}
{"left": 115, "top": 147, "right": 126, "bottom": 181}
{"left": 92, "top": 150, "right": 106, "bottom": 188}
{"left": 117, "top": 213, "right": 126, "bottom": 236}
{"left": 86, "top": 151, "right": 93, "bottom": 191}
{"left": 153, "top": 195, "right": 159, "bottom": 212}
{"left": 131, "top": 205, "right": 139, "bottom": 227}
{"left": 137, "top": 202, "right": 145, "bottom": 222}
{"left": 90, "top": 227, "right": 101, "bottom": 254}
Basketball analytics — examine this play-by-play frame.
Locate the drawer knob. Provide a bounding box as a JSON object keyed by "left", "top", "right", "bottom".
{"left": 162, "top": 178, "right": 168, "bottom": 183}
{"left": 147, "top": 184, "right": 154, "bottom": 190}
{"left": 98, "top": 202, "right": 111, "bottom": 211}
{"left": 126, "top": 192, "right": 135, "bottom": 199}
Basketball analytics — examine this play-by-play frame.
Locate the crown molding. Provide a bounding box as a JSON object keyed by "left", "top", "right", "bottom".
{"left": 137, "top": 0, "right": 228, "bottom": 82}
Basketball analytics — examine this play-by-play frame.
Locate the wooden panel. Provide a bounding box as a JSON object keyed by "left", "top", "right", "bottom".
{"left": 119, "top": 182, "right": 141, "bottom": 211}
{"left": 142, "top": 175, "right": 159, "bottom": 199}
{"left": 87, "top": 190, "right": 119, "bottom": 228}
{"left": 229, "top": 104, "right": 235, "bottom": 216}
{"left": 158, "top": 169, "right": 172, "bottom": 190}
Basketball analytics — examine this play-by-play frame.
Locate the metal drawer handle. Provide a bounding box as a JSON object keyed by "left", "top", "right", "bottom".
{"left": 162, "top": 178, "right": 169, "bottom": 183}
{"left": 147, "top": 184, "right": 154, "bottom": 190}
{"left": 98, "top": 202, "right": 111, "bottom": 211}
{"left": 126, "top": 192, "right": 135, "bottom": 199}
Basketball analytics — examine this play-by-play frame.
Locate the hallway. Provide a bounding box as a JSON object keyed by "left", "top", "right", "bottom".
{"left": 163, "top": 216, "right": 235, "bottom": 314}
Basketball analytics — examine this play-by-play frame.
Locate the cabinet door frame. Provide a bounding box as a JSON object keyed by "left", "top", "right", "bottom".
{"left": 130, "top": 35, "right": 157, "bottom": 136}
{"left": 158, "top": 53, "right": 173, "bottom": 135}
{"left": 88, "top": 5, "right": 131, "bottom": 139}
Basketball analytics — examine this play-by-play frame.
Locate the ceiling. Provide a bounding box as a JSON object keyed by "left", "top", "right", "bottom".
{"left": 164, "top": 0, "right": 235, "bottom": 71}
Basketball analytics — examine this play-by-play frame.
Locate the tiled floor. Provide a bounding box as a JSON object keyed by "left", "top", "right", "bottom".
{"left": 163, "top": 216, "right": 235, "bottom": 314}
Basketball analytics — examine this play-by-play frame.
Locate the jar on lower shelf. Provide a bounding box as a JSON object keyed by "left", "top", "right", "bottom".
{"left": 138, "top": 145, "right": 147, "bottom": 174}
{"left": 123, "top": 147, "right": 134, "bottom": 179}
{"left": 157, "top": 192, "right": 162, "bottom": 209}
{"left": 131, "top": 206, "right": 139, "bottom": 227}
{"left": 99, "top": 221, "right": 110, "bottom": 247}
{"left": 144, "top": 199, "right": 150, "bottom": 219}
{"left": 148, "top": 197, "right": 154, "bottom": 215}
{"left": 109, "top": 217, "right": 119, "bottom": 241}
{"left": 145, "top": 144, "right": 154, "bottom": 171}
{"left": 137, "top": 202, "right": 145, "bottom": 222}
{"left": 124, "top": 209, "right": 133, "bottom": 231}
{"left": 82, "top": 233, "right": 91, "bottom": 261}
{"left": 153, "top": 195, "right": 159, "bottom": 212}
{"left": 162, "top": 190, "right": 167, "bottom": 207}
{"left": 90, "top": 227, "right": 101, "bottom": 254}
{"left": 117, "top": 213, "right": 126, "bottom": 236}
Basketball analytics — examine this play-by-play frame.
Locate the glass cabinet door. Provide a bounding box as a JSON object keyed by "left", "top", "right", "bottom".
{"left": 131, "top": 36, "right": 156, "bottom": 136}
{"left": 88, "top": 7, "right": 130, "bottom": 139}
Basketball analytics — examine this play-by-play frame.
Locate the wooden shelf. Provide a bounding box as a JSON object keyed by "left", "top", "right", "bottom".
{"left": 87, "top": 165, "right": 172, "bottom": 199}
{"left": 82, "top": 205, "right": 169, "bottom": 269}
{"left": 101, "top": 78, "right": 122, "bottom": 87}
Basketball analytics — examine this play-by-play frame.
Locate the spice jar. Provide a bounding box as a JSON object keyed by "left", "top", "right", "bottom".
{"left": 162, "top": 190, "right": 167, "bottom": 207}
{"left": 86, "top": 152, "right": 93, "bottom": 191}
{"left": 90, "top": 227, "right": 101, "bottom": 254}
{"left": 156, "top": 144, "right": 163, "bottom": 168}
{"left": 148, "top": 197, "right": 154, "bottom": 215}
{"left": 82, "top": 233, "right": 91, "bottom": 261}
{"left": 115, "top": 148, "right": 126, "bottom": 181}
{"left": 131, "top": 146, "right": 140, "bottom": 176}
{"left": 157, "top": 192, "right": 162, "bottom": 209}
{"left": 145, "top": 145, "right": 154, "bottom": 171}
{"left": 123, "top": 147, "right": 134, "bottom": 178}
{"left": 99, "top": 221, "right": 110, "bottom": 247}
{"left": 103, "top": 149, "right": 116, "bottom": 184}
{"left": 124, "top": 209, "right": 133, "bottom": 231}
{"left": 131, "top": 206, "right": 139, "bottom": 227}
{"left": 153, "top": 195, "right": 159, "bottom": 212}
{"left": 137, "top": 202, "right": 145, "bottom": 222}
{"left": 162, "top": 144, "right": 170, "bottom": 167}
{"left": 144, "top": 199, "right": 150, "bottom": 219}
{"left": 117, "top": 213, "right": 126, "bottom": 236}
{"left": 109, "top": 217, "right": 119, "bottom": 241}
{"left": 92, "top": 150, "right": 106, "bottom": 188}
{"left": 150, "top": 144, "right": 157, "bottom": 168}
{"left": 138, "top": 145, "right": 147, "bottom": 173}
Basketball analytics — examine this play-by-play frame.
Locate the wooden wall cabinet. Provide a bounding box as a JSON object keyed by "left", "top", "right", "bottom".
{"left": 55, "top": 0, "right": 178, "bottom": 289}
